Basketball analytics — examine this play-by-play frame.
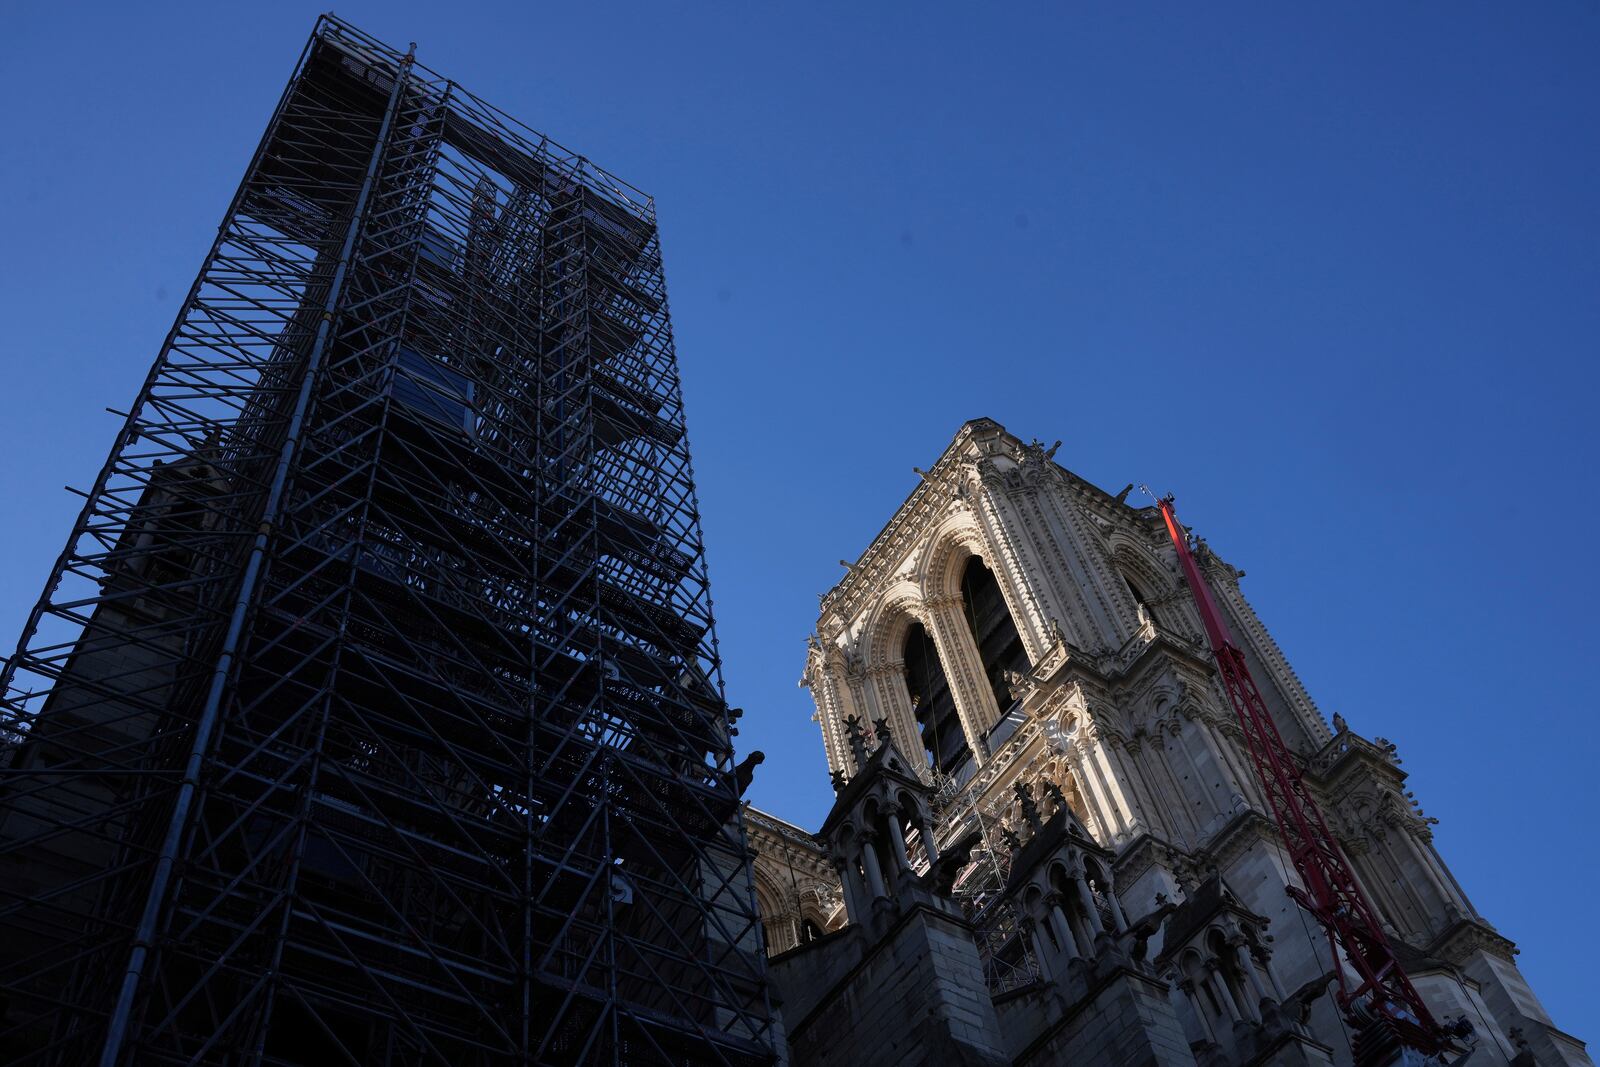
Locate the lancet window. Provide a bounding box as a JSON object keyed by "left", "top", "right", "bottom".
{"left": 959, "top": 557, "right": 1030, "bottom": 716}
{"left": 903, "top": 621, "right": 968, "bottom": 774}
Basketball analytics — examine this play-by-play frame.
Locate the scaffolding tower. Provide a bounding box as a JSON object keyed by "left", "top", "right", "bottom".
{"left": 0, "top": 17, "right": 777, "bottom": 1066}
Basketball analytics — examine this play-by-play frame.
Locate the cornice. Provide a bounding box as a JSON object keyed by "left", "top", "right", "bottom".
{"left": 812, "top": 418, "right": 1165, "bottom": 633}
{"left": 1112, "top": 831, "right": 1183, "bottom": 890}
{"left": 1199, "top": 809, "right": 1280, "bottom": 871}
{"left": 1427, "top": 917, "right": 1518, "bottom": 966}
{"left": 1307, "top": 731, "right": 1407, "bottom": 788}
{"left": 744, "top": 803, "right": 826, "bottom": 852}
{"left": 816, "top": 420, "right": 994, "bottom": 626}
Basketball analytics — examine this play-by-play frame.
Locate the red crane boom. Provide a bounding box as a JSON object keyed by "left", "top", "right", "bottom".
{"left": 1155, "top": 495, "right": 1454, "bottom": 1054}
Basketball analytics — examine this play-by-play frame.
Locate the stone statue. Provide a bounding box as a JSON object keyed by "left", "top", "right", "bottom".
{"left": 1013, "top": 780, "right": 1044, "bottom": 832}
{"left": 1003, "top": 667, "right": 1032, "bottom": 704}
{"left": 872, "top": 717, "right": 893, "bottom": 750}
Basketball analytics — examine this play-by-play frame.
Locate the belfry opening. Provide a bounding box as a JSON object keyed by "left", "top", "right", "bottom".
{"left": 959, "top": 556, "right": 1030, "bottom": 717}
{"left": 903, "top": 621, "right": 968, "bottom": 774}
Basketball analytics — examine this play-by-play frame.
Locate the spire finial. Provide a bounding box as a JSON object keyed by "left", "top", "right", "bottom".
{"left": 843, "top": 714, "right": 867, "bottom": 768}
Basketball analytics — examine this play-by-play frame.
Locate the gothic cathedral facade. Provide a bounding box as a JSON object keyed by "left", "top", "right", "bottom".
{"left": 747, "top": 418, "right": 1587, "bottom": 1067}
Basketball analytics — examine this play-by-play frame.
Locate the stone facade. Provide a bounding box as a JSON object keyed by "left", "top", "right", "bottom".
{"left": 751, "top": 418, "right": 1588, "bottom": 1067}
{"left": 746, "top": 805, "right": 848, "bottom": 955}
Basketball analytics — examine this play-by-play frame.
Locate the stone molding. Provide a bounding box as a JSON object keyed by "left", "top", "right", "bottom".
{"left": 1428, "top": 917, "right": 1518, "bottom": 966}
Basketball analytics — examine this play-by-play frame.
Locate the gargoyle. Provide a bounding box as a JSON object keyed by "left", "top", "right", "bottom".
{"left": 734, "top": 751, "right": 764, "bottom": 797}
{"left": 1282, "top": 969, "right": 1336, "bottom": 1027}
{"left": 924, "top": 829, "right": 982, "bottom": 894}
{"left": 1123, "top": 897, "right": 1179, "bottom": 964}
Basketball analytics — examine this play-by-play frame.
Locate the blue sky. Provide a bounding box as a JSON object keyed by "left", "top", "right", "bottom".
{"left": 3, "top": 1, "right": 1596, "bottom": 1034}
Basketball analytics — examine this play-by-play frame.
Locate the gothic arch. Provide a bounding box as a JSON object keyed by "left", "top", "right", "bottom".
{"left": 852, "top": 587, "right": 935, "bottom": 767}
{"left": 795, "top": 898, "right": 832, "bottom": 942}
{"left": 1133, "top": 683, "right": 1184, "bottom": 734}
{"left": 751, "top": 868, "right": 783, "bottom": 920}
{"left": 750, "top": 866, "right": 788, "bottom": 953}
{"left": 1046, "top": 857, "right": 1073, "bottom": 890}
{"left": 916, "top": 517, "right": 1037, "bottom": 741}
{"left": 855, "top": 546, "right": 994, "bottom": 770}
{"left": 861, "top": 583, "right": 927, "bottom": 668}
{"left": 919, "top": 516, "right": 992, "bottom": 604}
{"left": 1108, "top": 538, "right": 1179, "bottom": 627}
{"left": 1106, "top": 529, "right": 1172, "bottom": 578}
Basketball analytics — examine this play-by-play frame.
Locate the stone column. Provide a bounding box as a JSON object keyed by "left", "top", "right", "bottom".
{"left": 865, "top": 661, "right": 922, "bottom": 766}
{"left": 1179, "top": 977, "right": 1220, "bottom": 1045}
{"left": 917, "top": 812, "right": 940, "bottom": 866}
{"left": 812, "top": 667, "right": 851, "bottom": 776}
{"left": 832, "top": 855, "right": 869, "bottom": 926}
{"left": 1207, "top": 961, "right": 1242, "bottom": 1023}
{"left": 1256, "top": 946, "right": 1289, "bottom": 1002}
{"left": 1023, "top": 917, "right": 1054, "bottom": 982}
{"left": 1073, "top": 870, "right": 1105, "bottom": 938}
{"left": 1044, "top": 891, "right": 1081, "bottom": 961}
{"left": 995, "top": 477, "right": 1121, "bottom": 648}
{"left": 971, "top": 481, "right": 1057, "bottom": 660}
{"left": 1104, "top": 879, "right": 1128, "bottom": 933}
{"left": 1105, "top": 741, "right": 1157, "bottom": 837}
{"left": 1371, "top": 827, "right": 1429, "bottom": 933}
{"left": 1151, "top": 722, "right": 1204, "bottom": 842}
{"left": 1070, "top": 735, "right": 1135, "bottom": 842}
{"left": 1063, "top": 745, "right": 1112, "bottom": 840}
{"left": 883, "top": 807, "right": 910, "bottom": 873}
{"left": 1081, "top": 730, "right": 1134, "bottom": 839}
{"left": 1173, "top": 720, "right": 1223, "bottom": 824}
{"left": 859, "top": 835, "right": 888, "bottom": 900}
{"left": 1234, "top": 940, "right": 1269, "bottom": 1019}
{"left": 1403, "top": 830, "right": 1458, "bottom": 913}
{"left": 925, "top": 596, "right": 998, "bottom": 757}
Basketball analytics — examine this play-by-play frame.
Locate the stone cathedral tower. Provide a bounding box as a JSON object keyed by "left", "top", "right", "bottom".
{"left": 747, "top": 418, "right": 1587, "bottom": 1067}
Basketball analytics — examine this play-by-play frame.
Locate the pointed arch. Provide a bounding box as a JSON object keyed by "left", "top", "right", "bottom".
{"left": 1108, "top": 537, "right": 1181, "bottom": 633}
{"left": 857, "top": 587, "right": 933, "bottom": 767}
{"left": 918, "top": 519, "right": 1035, "bottom": 746}
{"left": 958, "top": 556, "right": 1032, "bottom": 717}
{"left": 903, "top": 618, "right": 969, "bottom": 774}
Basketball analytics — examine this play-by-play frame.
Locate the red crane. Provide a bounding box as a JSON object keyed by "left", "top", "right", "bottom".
{"left": 1154, "top": 495, "right": 1460, "bottom": 1055}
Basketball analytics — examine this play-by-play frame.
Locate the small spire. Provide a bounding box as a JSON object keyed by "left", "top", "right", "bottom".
{"left": 1014, "top": 780, "right": 1043, "bottom": 833}
{"left": 843, "top": 714, "right": 867, "bottom": 768}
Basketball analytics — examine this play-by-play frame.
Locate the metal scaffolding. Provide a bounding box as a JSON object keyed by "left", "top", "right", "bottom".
{"left": 0, "top": 17, "right": 777, "bottom": 1065}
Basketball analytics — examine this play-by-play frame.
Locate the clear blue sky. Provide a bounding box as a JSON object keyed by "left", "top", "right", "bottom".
{"left": 3, "top": 1, "right": 1595, "bottom": 1034}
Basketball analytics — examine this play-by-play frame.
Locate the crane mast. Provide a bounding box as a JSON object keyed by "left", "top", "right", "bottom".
{"left": 1155, "top": 495, "right": 1457, "bottom": 1056}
